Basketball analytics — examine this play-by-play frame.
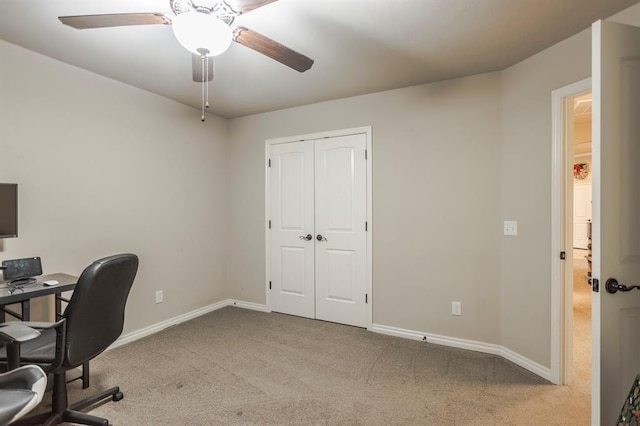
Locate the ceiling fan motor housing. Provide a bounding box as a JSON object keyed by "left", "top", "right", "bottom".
{"left": 169, "top": 0, "right": 239, "bottom": 25}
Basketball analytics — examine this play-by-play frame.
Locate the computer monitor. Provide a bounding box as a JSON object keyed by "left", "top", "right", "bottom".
{"left": 0, "top": 183, "right": 18, "bottom": 239}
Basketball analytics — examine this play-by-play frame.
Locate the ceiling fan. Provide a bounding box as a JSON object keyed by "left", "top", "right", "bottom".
{"left": 58, "top": 0, "right": 314, "bottom": 84}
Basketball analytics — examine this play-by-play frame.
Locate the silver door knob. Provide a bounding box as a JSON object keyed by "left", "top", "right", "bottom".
{"left": 299, "top": 234, "right": 313, "bottom": 241}
{"left": 316, "top": 234, "right": 328, "bottom": 242}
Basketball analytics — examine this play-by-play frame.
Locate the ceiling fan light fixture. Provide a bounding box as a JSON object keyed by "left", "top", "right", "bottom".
{"left": 171, "top": 11, "right": 232, "bottom": 57}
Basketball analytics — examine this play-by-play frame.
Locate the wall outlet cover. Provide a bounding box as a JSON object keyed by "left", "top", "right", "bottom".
{"left": 504, "top": 220, "right": 518, "bottom": 236}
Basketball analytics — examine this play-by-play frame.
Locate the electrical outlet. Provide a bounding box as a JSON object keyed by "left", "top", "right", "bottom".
{"left": 452, "top": 301, "right": 462, "bottom": 316}
{"left": 155, "top": 290, "right": 163, "bottom": 304}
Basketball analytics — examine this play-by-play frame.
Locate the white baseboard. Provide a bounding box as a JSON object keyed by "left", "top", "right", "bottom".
{"left": 109, "top": 300, "right": 550, "bottom": 382}
{"left": 371, "top": 323, "right": 552, "bottom": 382}
{"left": 227, "top": 299, "right": 270, "bottom": 312}
{"left": 110, "top": 299, "right": 268, "bottom": 350}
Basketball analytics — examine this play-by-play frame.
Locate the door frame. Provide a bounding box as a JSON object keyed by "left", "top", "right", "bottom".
{"left": 264, "top": 126, "right": 373, "bottom": 329}
{"left": 551, "top": 78, "right": 591, "bottom": 385}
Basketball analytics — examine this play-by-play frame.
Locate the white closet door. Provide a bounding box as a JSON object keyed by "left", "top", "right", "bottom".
{"left": 314, "top": 134, "right": 367, "bottom": 327}
{"left": 269, "top": 141, "right": 315, "bottom": 319}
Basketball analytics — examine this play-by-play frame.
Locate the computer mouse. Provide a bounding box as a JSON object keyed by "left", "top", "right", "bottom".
{"left": 43, "top": 280, "right": 59, "bottom": 286}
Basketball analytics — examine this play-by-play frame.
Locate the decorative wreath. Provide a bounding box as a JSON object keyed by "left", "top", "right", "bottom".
{"left": 574, "top": 163, "right": 589, "bottom": 180}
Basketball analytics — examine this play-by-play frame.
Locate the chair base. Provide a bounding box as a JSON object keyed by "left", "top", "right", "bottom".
{"left": 12, "top": 386, "right": 122, "bottom": 426}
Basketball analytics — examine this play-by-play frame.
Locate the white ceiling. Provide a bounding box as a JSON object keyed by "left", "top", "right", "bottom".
{"left": 1, "top": 0, "right": 639, "bottom": 118}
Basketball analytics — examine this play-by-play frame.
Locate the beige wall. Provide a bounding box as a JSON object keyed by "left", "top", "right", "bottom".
{"left": 500, "top": 29, "right": 591, "bottom": 365}
{"left": 0, "top": 27, "right": 597, "bottom": 369}
{"left": 0, "top": 40, "right": 229, "bottom": 333}
{"left": 1, "top": 3, "right": 638, "bottom": 371}
{"left": 228, "top": 73, "right": 504, "bottom": 344}
{"left": 226, "top": 26, "right": 596, "bottom": 368}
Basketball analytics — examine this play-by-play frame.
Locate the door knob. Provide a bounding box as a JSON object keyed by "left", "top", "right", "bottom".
{"left": 299, "top": 234, "right": 313, "bottom": 241}
{"left": 316, "top": 234, "right": 327, "bottom": 242}
{"left": 605, "top": 278, "right": 640, "bottom": 294}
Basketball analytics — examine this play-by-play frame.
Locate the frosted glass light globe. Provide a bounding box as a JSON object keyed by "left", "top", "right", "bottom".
{"left": 172, "top": 11, "right": 232, "bottom": 57}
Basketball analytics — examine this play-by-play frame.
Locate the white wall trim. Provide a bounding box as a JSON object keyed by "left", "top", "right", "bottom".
{"left": 372, "top": 323, "right": 552, "bottom": 382}
{"left": 109, "top": 299, "right": 268, "bottom": 350}
{"left": 228, "top": 299, "right": 270, "bottom": 312}
{"left": 550, "top": 77, "right": 592, "bottom": 385}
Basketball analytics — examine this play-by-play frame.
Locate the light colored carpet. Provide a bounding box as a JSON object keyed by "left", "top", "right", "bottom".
{"left": 31, "top": 304, "right": 594, "bottom": 425}
{"left": 572, "top": 258, "right": 592, "bottom": 409}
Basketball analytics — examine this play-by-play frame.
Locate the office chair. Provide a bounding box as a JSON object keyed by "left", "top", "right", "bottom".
{"left": 0, "top": 365, "right": 47, "bottom": 425}
{"left": 0, "top": 323, "right": 47, "bottom": 425}
{"left": 0, "top": 253, "right": 139, "bottom": 426}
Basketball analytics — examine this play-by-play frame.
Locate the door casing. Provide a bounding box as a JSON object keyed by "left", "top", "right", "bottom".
{"left": 551, "top": 77, "right": 591, "bottom": 386}
{"left": 265, "top": 126, "right": 373, "bottom": 329}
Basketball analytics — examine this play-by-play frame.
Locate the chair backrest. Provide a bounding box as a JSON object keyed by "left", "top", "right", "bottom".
{"left": 63, "top": 254, "right": 138, "bottom": 367}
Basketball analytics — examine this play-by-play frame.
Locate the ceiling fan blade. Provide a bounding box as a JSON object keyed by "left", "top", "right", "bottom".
{"left": 192, "top": 54, "right": 214, "bottom": 83}
{"left": 59, "top": 13, "right": 171, "bottom": 30}
{"left": 229, "top": 0, "right": 278, "bottom": 14}
{"left": 232, "top": 27, "right": 313, "bottom": 73}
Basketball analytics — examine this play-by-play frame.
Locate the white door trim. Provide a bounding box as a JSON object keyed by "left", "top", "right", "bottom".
{"left": 265, "top": 126, "right": 373, "bottom": 330}
{"left": 551, "top": 78, "right": 591, "bottom": 385}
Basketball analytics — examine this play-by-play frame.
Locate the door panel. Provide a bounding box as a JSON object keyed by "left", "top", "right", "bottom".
{"left": 315, "top": 134, "right": 367, "bottom": 327}
{"left": 269, "top": 142, "right": 315, "bottom": 318}
{"left": 593, "top": 20, "right": 640, "bottom": 425}
{"left": 280, "top": 153, "right": 306, "bottom": 229}
{"left": 280, "top": 247, "right": 306, "bottom": 295}
{"left": 326, "top": 249, "right": 356, "bottom": 301}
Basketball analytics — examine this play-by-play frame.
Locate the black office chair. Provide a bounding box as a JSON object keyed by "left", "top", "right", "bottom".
{"left": 0, "top": 253, "right": 139, "bottom": 426}
{"left": 0, "top": 365, "right": 47, "bottom": 425}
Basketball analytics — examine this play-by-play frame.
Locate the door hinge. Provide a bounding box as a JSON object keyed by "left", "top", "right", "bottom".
{"left": 592, "top": 278, "right": 599, "bottom": 293}
{"left": 560, "top": 251, "right": 566, "bottom": 260}
{"left": 268, "top": 158, "right": 271, "bottom": 167}
{"left": 365, "top": 221, "right": 368, "bottom": 231}
{"left": 269, "top": 281, "right": 272, "bottom": 290}
{"left": 268, "top": 220, "right": 271, "bottom": 229}
{"left": 365, "top": 149, "right": 368, "bottom": 160}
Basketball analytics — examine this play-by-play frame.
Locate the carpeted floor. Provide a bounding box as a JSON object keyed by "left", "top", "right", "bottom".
{"left": 572, "top": 257, "right": 592, "bottom": 414}
{"left": 33, "top": 302, "right": 594, "bottom": 425}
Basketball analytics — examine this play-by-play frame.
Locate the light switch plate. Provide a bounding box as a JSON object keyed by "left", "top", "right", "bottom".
{"left": 504, "top": 220, "right": 518, "bottom": 236}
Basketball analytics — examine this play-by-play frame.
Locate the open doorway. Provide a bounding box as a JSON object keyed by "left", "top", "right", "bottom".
{"left": 550, "top": 77, "right": 591, "bottom": 391}
{"left": 568, "top": 91, "right": 592, "bottom": 398}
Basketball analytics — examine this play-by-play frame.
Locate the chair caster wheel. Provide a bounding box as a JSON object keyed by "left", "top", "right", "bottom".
{"left": 113, "top": 391, "right": 124, "bottom": 401}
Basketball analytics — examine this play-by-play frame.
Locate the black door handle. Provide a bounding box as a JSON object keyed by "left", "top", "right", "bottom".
{"left": 299, "top": 234, "right": 313, "bottom": 241}
{"left": 605, "top": 278, "right": 640, "bottom": 294}
{"left": 316, "top": 234, "right": 327, "bottom": 242}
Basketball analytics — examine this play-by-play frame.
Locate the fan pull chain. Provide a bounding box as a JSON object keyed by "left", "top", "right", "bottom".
{"left": 205, "top": 57, "right": 210, "bottom": 110}
{"left": 201, "top": 53, "right": 206, "bottom": 122}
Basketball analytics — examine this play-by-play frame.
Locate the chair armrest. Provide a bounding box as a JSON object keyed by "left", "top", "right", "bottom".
{"left": 19, "top": 321, "right": 64, "bottom": 331}
{"left": 0, "top": 323, "right": 41, "bottom": 344}
{"left": 0, "top": 320, "right": 66, "bottom": 372}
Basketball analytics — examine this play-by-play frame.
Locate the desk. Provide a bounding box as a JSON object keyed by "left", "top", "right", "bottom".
{"left": 0, "top": 273, "right": 89, "bottom": 388}
{"left": 0, "top": 273, "right": 77, "bottom": 322}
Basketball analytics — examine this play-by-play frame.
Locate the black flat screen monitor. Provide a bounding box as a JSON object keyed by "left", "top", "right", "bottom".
{"left": 0, "top": 183, "right": 18, "bottom": 239}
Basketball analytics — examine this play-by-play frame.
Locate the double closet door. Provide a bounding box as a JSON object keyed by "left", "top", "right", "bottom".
{"left": 268, "top": 133, "right": 367, "bottom": 328}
